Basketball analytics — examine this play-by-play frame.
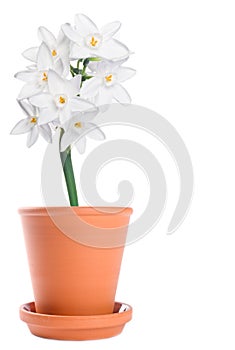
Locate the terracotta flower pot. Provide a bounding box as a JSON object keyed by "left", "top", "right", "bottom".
{"left": 19, "top": 207, "right": 132, "bottom": 316}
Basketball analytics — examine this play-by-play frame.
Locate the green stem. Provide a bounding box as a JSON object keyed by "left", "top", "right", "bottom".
{"left": 60, "top": 131, "right": 78, "bottom": 206}
{"left": 70, "top": 64, "right": 75, "bottom": 77}
{"left": 82, "top": 58, "right": 89, "bottom": 75}
{"left": 77, "top": 59, "right": 82, "bottom": 70}
{"left": 62, "top": 57, "right": 101, "bottom": 205}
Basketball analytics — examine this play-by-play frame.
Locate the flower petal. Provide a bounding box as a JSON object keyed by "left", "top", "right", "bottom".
{"left": 26, "top": 64, "right": 37, "bottom": 70}
{"left": 37, "top": 42, "right": 53, "bottom": 70}
{"left": 70, "top": 97, "right": 97, "bottom": 112}
{"left": 80, "top": 77, "right": 102, "bottom": 98}
{"left": 18, "top": 100, "right": 35, "bottom": 117}
{"left": 74, "top": 14, "right": 98, "bottom": 36}
{"left": 61, "top": 23, "right": 82, "bottom": 43}
{"left": 61, "top": 57, "right": 70, "bottom": 77}
{"left": 95, "top": 85, "right": 113, "bottom": 106}
{"left": 100, "top": 21, "right": 121, "bottom": 41}
{"left": 60, "top": 104, "right": 72, "bottom": 124}
{"left": 98, "top": 39, "right": 130, "bottom": 60}
{"left": 79, "top": 110, "right": 98, "bottom": 122}
{"left": 47, "top": 69, "right": 65, "bottom": 96}
{"left": 66, "top": 74, "right": 81, "bottom": 98}
{"left": 38, "top": 26, "right": 57, "bottom": 49}
{"left": 27, "top": 126, "right": 39, "bottom": 147}
{"left": 85, "top": 123, "right": 105, "bottom": 140}
{"left": 37, "top": 106, "right": 58, "bottom": 125}
{"left": 18, "top": 83, "right": 42, "bottom": 100}
{"left": 39, "top": 124, "right": 52, "bottom": 143}
{"left": 54, "top": 58, "right": 64, "bottom": 76}
{"left": 10, "top": 119, "right": 33, "bottom": 135}
{"left": 15, "top": 70, "right": 38, "bottom": 82}
{"left": 57, "top": 28, "right": 70, "bottom": 46}
{"left": 22, "top": 47, "right": 38, "bottom": 62}
{"left": 29, "top": 93, "right": 54, "bottom": 108}
{"left": 112, "top": 84, "right": 131, "bottom": 104}
{"left": 50, "top": 119, "right": 61, "bottom": 130}
{"left": 60, "top": 128, "right": 79, "bottom": 151}
{"left": 75, "top": 135, "right": 86, "bottom": 154}
{"left": 116, "top": 67, "right": 136, "bottom": 82}
{"left": 109, "top": 57, "right": 128, "bottom": 71}
{"left": 88, "top": 61, "right": 99, "bottom": 72}
{"left": 70, "top": 43, "right": 90, "bottom": 60}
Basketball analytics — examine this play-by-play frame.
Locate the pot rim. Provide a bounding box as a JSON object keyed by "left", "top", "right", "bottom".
{"left": 18, "top": 206, "right": 133, "bottom": 216}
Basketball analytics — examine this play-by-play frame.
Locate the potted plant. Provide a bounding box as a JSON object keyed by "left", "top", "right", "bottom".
{"left": 11, "top": 13, "right": 135, "bottom": 340}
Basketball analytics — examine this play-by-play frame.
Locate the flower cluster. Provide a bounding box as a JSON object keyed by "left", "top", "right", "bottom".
{"left": 11, "top": 13, "right": 135, "bottom": 153}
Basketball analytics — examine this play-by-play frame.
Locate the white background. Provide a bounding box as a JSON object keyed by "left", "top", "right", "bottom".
{"left": 1, "top": 0, "right": 235, "bottom": 348}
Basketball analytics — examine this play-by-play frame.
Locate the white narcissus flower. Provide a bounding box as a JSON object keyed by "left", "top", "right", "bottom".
{"left": 60, "top": 110, "right": 105, "bottom": 153}
{"left": 22, "top": 27, "right": 70, "bottom": 77}
{"left": 10, "top": 100, "right": 52, "bottom": 147}
{"left": 38, "top": 27, "right": 70, "bottom": 76}
{"left": 29, "top": 69, "right": 97, "bottom": 125}
{"left": 62, "top": 13, "right": 130, "bottom": 60}
{"left": 15, "top": 43, "right": 63, "bottom": 100}
{"left": 80, "top": 59, "right": 136, "bottom": 105}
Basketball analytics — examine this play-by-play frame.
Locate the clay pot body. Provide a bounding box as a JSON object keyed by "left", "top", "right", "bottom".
{"left": 19, "top": 207, "right": 132, "bottom": 316}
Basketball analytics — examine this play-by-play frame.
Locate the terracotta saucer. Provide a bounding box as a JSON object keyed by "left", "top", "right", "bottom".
{"left": 19, "top": 302, "right": 132, "bottom": 340}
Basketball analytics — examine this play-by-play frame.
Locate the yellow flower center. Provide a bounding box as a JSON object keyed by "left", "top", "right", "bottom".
{"left": 30, "top": 117, "right": 37, "bottom": 124}
{"left": 74, "top": 122, "right": 82, "bottom": 128}
{"left": 52, "top": 49, "right": 57, "bottom": 57}
{"left": 59, "top": 96, "right": 66, "bottom": 104}
{"left": 42, "top": 72, "right": 48, "bottom": 81}
{"left": 90, "top": 36, "right": 98, "bottom": 47}
{"left": 105, "top": 74, "right": 113, "bottom": 82}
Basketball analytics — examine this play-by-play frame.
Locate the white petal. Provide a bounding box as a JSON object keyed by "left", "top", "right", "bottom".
{"left": 74, "top": 14, "right": 98, "bottom": 36}
{"left": 37, "top": 106, "right": 58, "bottom": 125}
{"left": 15, "top": 70, "right": 38, "bottom": 82}
{"left": 85, "top": 123, "right": 105, "bottom": 140}
{"left": 61, "top": 23, "right": 82, "bottom": 43}
{"left": 48, "top": 69, "right": 65, "bottom": 96}
{"left": 60, "top": 128, "right": 79, "bottom": 151}
{"left": 61, "top": 57, "right": 70, "bottom": 77}
{"left": 18, "top": 100, "right": 35, "bottom": 117}
{"left": 57, "top": 28, "right": 70, "bottom": 46}
{"left": 29, "top": 93, "right": 54, "bottom": 108}
{"left": 27, "top": 126, "right": 39, "bottom": 147}
{"left": 39, "top": 124, "right": 52, "bottom": 143}
{"left": 75, "top": 135, "right": 86, "bottom": 154}
{"left": 112, "top": 84, "right": 131, "bottom": 104}
{"left": 101, "top": 21, "right": 121, "bottom": 41}
{"left": 38, "top": 26, "right": 57, "bottom": 49}
{"left": 22, "top": 47, "right": 38, "bottom": 62}
{"left": 116, "top": 67, "right": 136, "bottom": 82}
{"left": 88, "top": 61, "right": 99, "bottom": 72}
{"left": 18, "top": 83, "right": 42, "bottom": 100}
{"left": 66, "top": 74, "right": 81, "bottom": 98}
{"left": 95, "top": 85, "right": 113, "bottom": 106}
{"left": 50, "top": 119, "right": 61, "bottom": 130}
{"left": 26, "top": 64, "right": 37, "bottom": 70}
{"left": 60, "top": 104, "right": 72, "bottom": 124}
{"left": 54, "top": 58, "right": 64, "bottom": 76}
{"left": 80, "top": 77, "right": 102, "bottom": 98}
{"left": 37, "top": 42, "right": 53, "bottom": 70}
{"left": 70, "top": 43, "right": 90, "bottom": 60}
{"left": 70, "top": 97, "right": 97, "bottom": 112}
{"left": 109, "top": 57, "right": 128, "bottom": 71}
{"left": 92, "top": 60, "right": 111, "bottom": 75}
{"left": 112, "top": 57, "right": 129, "bottom": 68}
{"left": 98, "top": 39, "right": 130, "bottom": 60}
{"left": 10, "top": 119, "right": 32, "bottom": 135}
{"left": 79, "top": 110, "right": 99, "bottom": 122}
